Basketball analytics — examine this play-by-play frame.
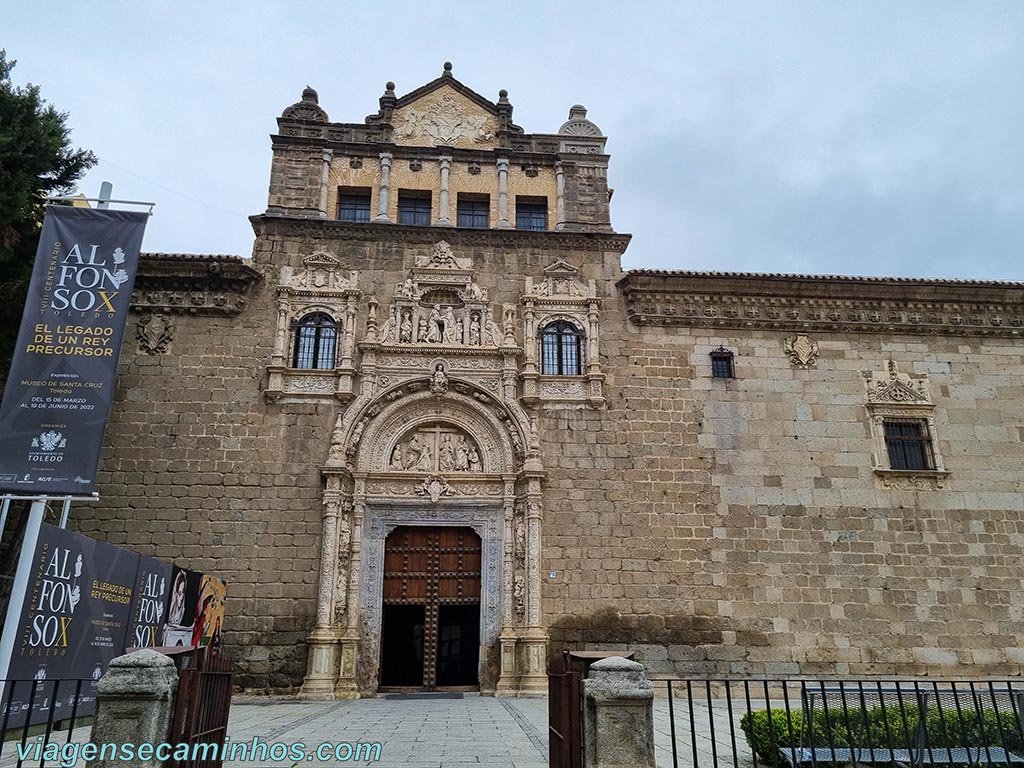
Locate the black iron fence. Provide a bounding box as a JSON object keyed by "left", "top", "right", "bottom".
{"left": 1, "top": 678, "right": 92, "bottom": 768}
{"left": 651, "top": 679, "right": 1024, "bottom": 768}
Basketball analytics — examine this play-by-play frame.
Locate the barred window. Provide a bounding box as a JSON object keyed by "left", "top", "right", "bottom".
{"left": 541, "top": 321, "right": 582, "bottom": 375}
{"left": 710, "top": 347, "right": 734, "bottom": 379}
{"left": 337, "top": 189, "right": 371, "bottom": 222}
{"left": 398, "top": 190, "right": 432, "bottom": 226}
{"left": 292, "top": 313, "right": 337, "bottom": 369}
{"left": 516, "top": 197, "right": 547, "bottom": 231}
{"left": 457, "top": 195, "right": 489, "bottom": 228}
{"left": 884, "top": 419, "right": 935, "bottom": 471}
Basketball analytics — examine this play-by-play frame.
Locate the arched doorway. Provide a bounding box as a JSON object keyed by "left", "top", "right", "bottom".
{"left": 379, "top": 525, "right": 482, "bottom": 690}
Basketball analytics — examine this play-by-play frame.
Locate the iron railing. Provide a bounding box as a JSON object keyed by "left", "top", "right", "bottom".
{"left": 650, "top": 679, "right": 1024, "bottom": 768}
{"left": 0, "top": 678, "right": 92, "bottom": 768}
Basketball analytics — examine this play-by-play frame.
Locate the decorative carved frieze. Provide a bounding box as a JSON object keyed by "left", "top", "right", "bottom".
{"left": 618, "top": 272, "right": 1024, "bottom": 338}
{"left": 131, "top": 254, "right": 260, "bottom": 317}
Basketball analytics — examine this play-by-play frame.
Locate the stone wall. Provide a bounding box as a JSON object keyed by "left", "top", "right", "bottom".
{"left": 81, "top": 222, "right": 1024, "bottom": 689}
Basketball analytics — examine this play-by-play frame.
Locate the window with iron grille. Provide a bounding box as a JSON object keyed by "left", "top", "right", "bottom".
{"left": 541, "top": 321, "right": 582, "bottom": 375}
{"left": 884, "top": 419, "right": 935, "bottom": 471}
{"left": 710, "top": 347, "right": 734, "bottom": 379}
{"left": 337, "top": 189, "right": 371, "bottom": 222}
{"left": 457, "top": 195, "right": 489, "bottom": 228}
{"left": 516, "top": 197, "right": 548, "bottom": 231}
{"left": 292, "top": 313, "right": 337, "bottom": 369}
{"left": 398, "top": 190, "right": 432, "bottom": 226}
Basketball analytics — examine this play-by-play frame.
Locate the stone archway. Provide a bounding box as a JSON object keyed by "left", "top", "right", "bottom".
{"left": 299, "top": 376, "right": 548, "bottom": 699}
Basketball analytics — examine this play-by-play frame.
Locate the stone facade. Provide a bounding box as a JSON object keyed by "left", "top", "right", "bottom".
{"left": 76, "top": 65, "right": 1024, "bottom": 695}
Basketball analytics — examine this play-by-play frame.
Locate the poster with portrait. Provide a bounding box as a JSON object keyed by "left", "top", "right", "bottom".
{"left": 160, "top": 566, "right": 202, "bottom": 647}
{"left": 193, "top": 575, "right": 227, "bottom": 649}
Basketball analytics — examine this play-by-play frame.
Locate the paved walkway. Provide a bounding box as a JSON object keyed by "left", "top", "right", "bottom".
{"left": 0, "top": 693, "right": 760, "bottom": 767}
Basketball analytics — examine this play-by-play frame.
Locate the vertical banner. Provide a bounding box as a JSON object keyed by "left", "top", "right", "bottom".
{"left": 1, "top": 523, "right": 138, "bottom": 729}
{"left": 125, "top": 555, "right": 172, "bottom": 650}
{"left": 0, "top": 205, "right": 148, "bottom": 495}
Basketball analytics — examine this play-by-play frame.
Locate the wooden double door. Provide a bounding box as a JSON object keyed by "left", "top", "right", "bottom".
{"left": 379, "top": 526, "right": 482, "bottom": 690}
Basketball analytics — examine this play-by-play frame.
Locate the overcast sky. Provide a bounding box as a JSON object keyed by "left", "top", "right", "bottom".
{"left": 7, "top": 2, "right": 1023, "bottom": 279}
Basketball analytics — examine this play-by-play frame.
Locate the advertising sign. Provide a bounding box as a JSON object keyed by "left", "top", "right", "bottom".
{"left": 0, "top": 205, "right": 148, "bottom": 494}
{"left": 1, "top": 523, "right": 138, "bottom": 728}
{"left": 125, "top": 555, "right": 173, "bottom": 650}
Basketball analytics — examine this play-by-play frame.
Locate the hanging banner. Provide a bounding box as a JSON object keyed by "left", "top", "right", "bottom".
{"left": 0, "top": 205, "right": 148, "bottom": 495}
{"left": 125, "top": 555, "right": 173, "bottom": 650}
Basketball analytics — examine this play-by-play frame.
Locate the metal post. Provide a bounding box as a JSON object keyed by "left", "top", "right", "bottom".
{"left": 0, "top": 499, "right": 47, "bottom": 695}
{"left": 59, "top": 498, "right": 71, "bottom": 529}
{"left": 97, "top": 181, "right": 113, "bottom": 209}
{"left": 0, "top": 497, "right": 10, "bottom": 540}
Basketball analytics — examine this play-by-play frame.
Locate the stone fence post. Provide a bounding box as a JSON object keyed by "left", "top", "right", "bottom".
{"left": 583, "top": 656, "right": 656, "bottom": 768}
{"left": 88, "top": 649, "right": 178, "bottom": 768}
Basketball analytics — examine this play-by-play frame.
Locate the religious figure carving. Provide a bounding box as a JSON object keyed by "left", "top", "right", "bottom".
{"left": 455, "top": 436, "right": 470, "bottom": 471}
{"left": 427, "top": 305, "right": 443, "bottom": 343}
{"left": 469, "top": 316, "right": 481, "bottom": 346}
{"left": 397, "top": 278, "right": 416, "bottom": 298}
{"left": 417, "top": 317, "right": 429, "bottom": 343}
{"left": 399, "top": 311, "right": 413, "bottom": 343}
{"left": 439, "top": 435, "right": 456, "bottom": 471}
{"left": 485, "top": 316, "right": 502, "bottom": 347}
{"left": 468, "top": 447, "right": 481, "bottom": 472}
{"left": 430, "top": 363, "right": 449, "bottom": 395}
{"left": 381, "top": 308, "right": 398, "bottom": 343}
{"left": 442, "top": 306, "right": 458, "bottom": 344}
{"left": 390, "top": 446, "right": 404, "bottom": 470}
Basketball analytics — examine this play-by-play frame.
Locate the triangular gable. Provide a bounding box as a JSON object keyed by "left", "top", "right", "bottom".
{"left": 394, "top": 72, "right": 499, "bottom": 116}
{"left": 390, "top": 84, "right": 500, "bottom": 149}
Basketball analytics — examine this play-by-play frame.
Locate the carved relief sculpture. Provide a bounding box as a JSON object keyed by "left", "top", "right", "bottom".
{"left": 785, "top": 334, "right": 819, "bottom": 368}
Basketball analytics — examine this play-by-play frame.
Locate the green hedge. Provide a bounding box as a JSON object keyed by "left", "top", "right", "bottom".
{"left": 740, "top": 705, "right": 1024, "bottom": 766}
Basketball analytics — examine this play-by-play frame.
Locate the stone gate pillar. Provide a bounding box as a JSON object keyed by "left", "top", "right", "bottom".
{"left": 299, "top": 487, "right": 342, "bottom": 698}
{"left": 520, "top": 476, "right": 548, "bottom": 695}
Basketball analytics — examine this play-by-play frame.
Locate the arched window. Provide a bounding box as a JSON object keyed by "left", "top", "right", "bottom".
{"left": 541, "top": 321, "right": 583, "bottom": 375}
{"left": 292, "top": 313, "right": 337, "bottom": 369}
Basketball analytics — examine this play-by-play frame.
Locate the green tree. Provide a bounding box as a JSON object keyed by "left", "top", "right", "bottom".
{"left": 0, "top": 49, "right": 96, "bottom": 372}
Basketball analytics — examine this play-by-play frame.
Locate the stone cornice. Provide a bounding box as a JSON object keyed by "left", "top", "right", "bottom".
{"left": 131, "top": 252, "right": 262, "bottom": 317}
{"left": 617, "top": 271, "right": 1024, "bottom": 337}
{"left": 250, "top": 214, "right": 632, "bottom": 253}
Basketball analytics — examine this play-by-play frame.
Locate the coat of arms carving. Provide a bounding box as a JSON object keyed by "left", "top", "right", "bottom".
{"left": 784, "top": 334, "right": 819, "bottom": 367}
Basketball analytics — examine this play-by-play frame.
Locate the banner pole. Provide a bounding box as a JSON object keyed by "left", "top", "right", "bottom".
{"left": 0, "top": 498, "right": 9, "bottom": 540}
{"left": 59, "top": 499, "right": 71, "bottom": 529}
{"left": 0, "top": 498, "right": 47, "bottom": 694}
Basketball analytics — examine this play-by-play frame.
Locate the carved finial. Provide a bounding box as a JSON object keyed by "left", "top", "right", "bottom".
{"left": 385, "top": 81, "right": 396, "bottom": 95}
{"left": 568, "top": 104, "right": 587, "bottom": 119}
{"left": 888, "top": 358, "right": 898, "bottom": 378}
{"left": 301, "top": 86, "right": 318, "bottom": 104}
{"left": 366, "top": 297, "right": 379, "bottom": 342}
{"left": 498, "top": 89, "right": 509, "bottom": 101}
{"left": 443, "top": 61, "right": 453, "bottom": 76}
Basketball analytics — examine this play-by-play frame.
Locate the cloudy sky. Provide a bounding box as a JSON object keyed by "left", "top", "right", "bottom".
{"left": 7, "top": 2, "right": 1023, "bottom": 279}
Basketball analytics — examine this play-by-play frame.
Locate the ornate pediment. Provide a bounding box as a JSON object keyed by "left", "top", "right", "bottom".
{"left": 415, "top": 240, "right": 472, "bottom": 271}
{"left": 865, "top": 359, "right": 931, "bottom": 405}
{"left": 281, "top": 250, "right": 358, "bottom": 293}
{"left": 391, "top": 87, "right": 498, "bottom": 148}
{"left": 525, "top": 259, "right": 595, "bottom": 299}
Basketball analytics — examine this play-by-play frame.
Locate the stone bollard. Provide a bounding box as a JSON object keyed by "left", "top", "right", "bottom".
{"left": 583, "top": 656, "right": 656, "bottom": 768}
{"left": 88, "top": 649, "right": 178, "bottom": 768}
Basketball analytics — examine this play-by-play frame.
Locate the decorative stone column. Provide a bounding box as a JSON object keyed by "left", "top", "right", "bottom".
{"left": 496, "top": 157, "right": 512, "bottom": 228}
{"left": 555, "top": 161, "right": 566, "bottom": 231}
{"left": 437, "top": 156, "right": 452, "bottom": 226}
{"left": 520, "top": 484, "right": 548, "bottom": 696}
{"left": 299, "top": 490, "right": 342, "bottom": 699}
{"left": 583, "top": 657, "right": 656, "bottom": 768}
{"left": 89, "top": 650, "right": 177, "bottom": 768}
{"left": 496, "top": 481, "right": 518, "bottom": 695}
{"left": 334, "top": 482, "right": 365, "bottom": 698}
{"left": 318, "top": 149, "right": 333, "bottom": 219}
{"left": 375, "top": 152, "right": 392, "bottom": 222}
{"left": 271, "top": 295, "right": 290, "bottom": 367}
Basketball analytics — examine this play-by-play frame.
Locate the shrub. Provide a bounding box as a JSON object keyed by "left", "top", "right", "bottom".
{"left": 740, "top": 703, "right": 1023, "bottom": 766}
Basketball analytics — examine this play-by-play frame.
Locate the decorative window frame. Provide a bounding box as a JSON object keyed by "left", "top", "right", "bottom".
{"left": 521, "top": 260, "right": 604, "bottom": 408}
{"left": 864, "top": 360, "right": 950, "bottom": 490}
{"left": 266, "top": 250, "right": 361, "bottom": 402}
